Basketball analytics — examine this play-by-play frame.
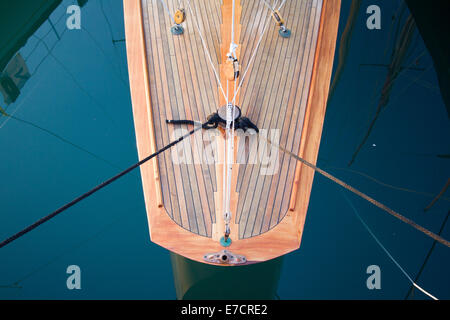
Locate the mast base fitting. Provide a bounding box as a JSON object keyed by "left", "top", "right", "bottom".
{"left": 214, "top": 105, "right": 259, "bottom": 133}
{"left": 217, "top": 104, "right": 242, "bottom": 127}
{"left": 279, "top": 28, "right": 291, "bottom": 38}
{"left": 220, "top": 236, "right": 232, "bottom": 247}
{"left": 171, "top": 25, "right": 184, "bottom": 35}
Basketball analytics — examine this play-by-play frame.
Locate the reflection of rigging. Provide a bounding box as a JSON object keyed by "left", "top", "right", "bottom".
{"left": 321, "top": 1, "right": 448, "bottom": 300}
{"left": 348, "top": 14, "right": 417, "bottom": 166}
{"left": 0, "top": 1, "right": 137, "bottom": 179}
{"left": 99, "top": 0, "right": 127, "bottom": 84}
{"left": 326, "top": 166, "right": 450, "bottom": 203}
{"left": 324, "top": 0, "right": 402, "bottom": 166}
{"left": 0, "top": 104, "right": 120, "bottom": 169}
{"left": 0, "top": 0, "right": 135, "bottom": 139}
{"left": 405, "top": 211, "right": 449, "bottom": 300}
{"left": 342, "top": 190, "right": 438, "bottom": 300}
{"left": 327, "top": 0, "right": 362, "bottom": 103}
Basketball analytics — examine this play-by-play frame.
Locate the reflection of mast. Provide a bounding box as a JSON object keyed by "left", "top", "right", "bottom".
{"left": 328, "top": 0, "right": 362, "bottom": 102}
{"left": 348, "top": 15, "right": 416, "bottom": 167}
{"left": 0, "top": 53, "right": 30, "bottom": 104}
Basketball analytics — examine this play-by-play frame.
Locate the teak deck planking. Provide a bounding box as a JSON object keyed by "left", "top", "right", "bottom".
{"left": 124, "top": 0, "right": 341, "bottom": 264}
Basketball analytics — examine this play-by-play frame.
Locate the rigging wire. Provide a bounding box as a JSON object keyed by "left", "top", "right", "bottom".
{"left": 231, "top": 0, "right": 287, "bottom": 106}
{"left": 159, "top": 0, "right": 176, "bottom": 24}
{"left": 186, "top": 0, "right": 227, "bottom": 101}
{"left": 341, "top": 189, "right": 438, "bottom": 300}
{"left": 261, "top": 0, "right": 285, "bottom": 13}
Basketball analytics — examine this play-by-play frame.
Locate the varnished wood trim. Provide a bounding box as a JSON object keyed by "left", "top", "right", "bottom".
{"left": 124, "top": 0, "right": 163, "bottom": 209}
{"left": 289, "top": 0, "right": 341, "bottom": 240}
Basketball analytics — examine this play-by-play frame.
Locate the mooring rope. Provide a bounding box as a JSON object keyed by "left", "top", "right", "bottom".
{"left": 262, "top": 136, "right": 450, "bottom": 248}
{"left": 0, "top": 118, "right": 221, "bottom": 249}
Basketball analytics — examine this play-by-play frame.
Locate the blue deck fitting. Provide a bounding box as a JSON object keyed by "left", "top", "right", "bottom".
{"left": 220, "top": 236, "right": 232, "bottom": 247}
{"left": 279, "top": 28, "right": 291, "bottom": 38}
{"left": 171, "top": 25, "right": 184, "bottom": 35}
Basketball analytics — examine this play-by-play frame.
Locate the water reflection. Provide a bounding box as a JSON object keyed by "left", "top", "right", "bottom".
{"left": 0, "top": 0, "right": 448, "bottom": 300}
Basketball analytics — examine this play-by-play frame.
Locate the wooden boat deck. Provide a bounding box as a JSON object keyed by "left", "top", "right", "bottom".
{"left": 124, "top": 0, "right": 340, "bottom": 264}
{"left": 141, "top": 0, "right": 222, "bottom": 237}
{"left": 236, "top": 0, "right": 322, "bottom": 239}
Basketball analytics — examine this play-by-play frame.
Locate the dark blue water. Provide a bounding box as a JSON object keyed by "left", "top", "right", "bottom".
{"left": 0, "top": 0, "right": 448, "bottom": 299}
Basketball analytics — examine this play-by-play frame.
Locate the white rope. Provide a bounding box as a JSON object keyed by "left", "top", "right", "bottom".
{"left": 231, "top": 0, "right": 284, "bottom": 106}
{"left": 159, "top": 0, "right": 175, "bottom": 24}
{"left": 341, "top": 190, "right": 438, "bottom": 300}
{"left": 187, "top": 0, "right": 228, "bottom": 101}
{"left": 262, "top": 0, "right": 285, "bottom": 12}
{"left": 261, "top": 0, "right": 275, "bottom": 12}
{"left": 277, "top": 0, "right": 287, "bottom": 11}
{"left": 222, "top": 81, "right": 229, "bottom": 223}
{"left": 223, "top": 0, "right": 286, "bottom": 236}
{"left": 223, "top": 0, "right": 238, "bottom": 237}
{"left": 231, "top": 0, "right": 236, "bottom": 45}
{"left": 222, "top": 0, "right": 284, "bottom": 231}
